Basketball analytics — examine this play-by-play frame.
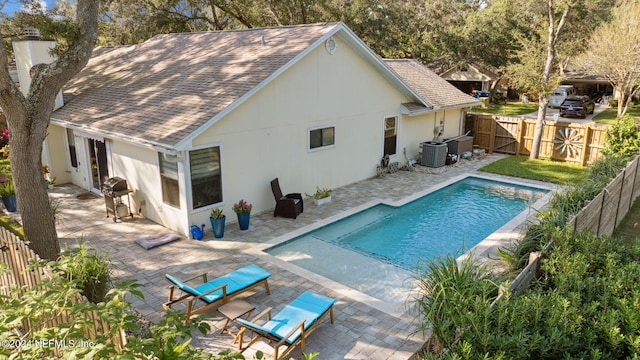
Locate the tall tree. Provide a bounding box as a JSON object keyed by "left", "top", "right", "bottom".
{"left": 501, "top": 0, "right": 615, "bottom": 159}
{"left": 580, "top": 0, "right": 640, "bottom": 118}
{"left": 0, "top": 0, "right": 100, "bottom": 260}
{"left": 529, "top": 0, "right": 571, "bottom": 159}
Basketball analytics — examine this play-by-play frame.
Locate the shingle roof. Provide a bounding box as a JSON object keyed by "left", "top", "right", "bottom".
{"left": 384, "top": 59, "right": 479, "bottom": 111}
{"left": 52, "top": 24, "right": 475, "bottom": 148}
{"left": 53, "top": 23, "right": 343, "bottom": 147}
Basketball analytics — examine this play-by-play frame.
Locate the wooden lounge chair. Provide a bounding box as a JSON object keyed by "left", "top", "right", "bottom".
{"left": 162, "top": 264, "right": 271, "bottom": 324}
{"left": 270, "top": 178, "right": 303, "bottom": 219}
{"left": 237, "top": 291, "right": 336, "bottom": 360}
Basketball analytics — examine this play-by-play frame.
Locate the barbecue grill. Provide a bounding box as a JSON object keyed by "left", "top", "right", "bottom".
{"left": 101, "top": 176, "right": 133, "bottom": 222}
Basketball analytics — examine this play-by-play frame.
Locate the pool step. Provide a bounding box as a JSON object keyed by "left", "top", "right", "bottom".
{"left": 312, "top": 206, "right": 393, "bottom": 243}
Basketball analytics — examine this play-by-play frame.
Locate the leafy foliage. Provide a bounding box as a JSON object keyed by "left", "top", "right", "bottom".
{"left": 413, "top": 255, "right": 500, "bottom": 351}
{"left": 579, "top": 0, "right": 640, "bottom": 118}
{"left": 306, "top": 186, "right": 332, "bottom": 199}
{"left": 604, "top": 115, "right": 640, "bottom": 157}
{"left": 0, "top": 249, "right": 257, "bottom": 359}
{"left": 417, "top": 229, "right": 640, "bottom": 359}
{"left": 59, "top": 241, "right": 112, "bottom": 304}
{"left": 498, "top": 154, "right": 630, "bottom": 272}
{"left": 210, "top": 207, "right": 224, "bottom": 219}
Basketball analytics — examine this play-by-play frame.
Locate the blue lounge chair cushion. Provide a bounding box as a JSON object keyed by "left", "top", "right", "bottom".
{"left": 165, "top": 273, "right": 198, "bottom": 295}
{"left": 166, "top": 264, "right": 271, "bottom": 303}
{"left": 238, "top": 291, "right": 336, "bottom": 345}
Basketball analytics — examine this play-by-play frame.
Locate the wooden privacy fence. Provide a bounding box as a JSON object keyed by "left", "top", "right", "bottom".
{"left": 569, "top": 155, "right": 640, "bottom": 236}
{"left": 467, "top": 114, "right": 608, "bottom": 166}
{"left": 0, "top": 228, "right": 127, "bottom": 353}
{"left": 494, "top": 154, "right": 640, "bottom": 301}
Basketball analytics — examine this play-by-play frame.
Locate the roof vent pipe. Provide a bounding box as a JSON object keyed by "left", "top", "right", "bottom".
{"left": 260, "top": 35, "right": 265, "bottom": 45}
{"left": 23, "top": 28, "right": 41, "bottom": 40}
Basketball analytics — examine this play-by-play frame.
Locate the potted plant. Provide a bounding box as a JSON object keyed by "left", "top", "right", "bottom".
{"left": 0, "top": 180, "right": 16, "bottom": 212}
{"left": 43, "top": 164, "right": 54, "bottom": 188}
{"left": 209, "top": 208, "right": 226, "bottom": 238}
{"left": 232, "top": 199, "right": 252, "bottom": 231}
{"left": 48, "top": 176, "right": 57, "bottom": 188}
{"left": 307, "top": 186, "right": 332, "bottom": 206}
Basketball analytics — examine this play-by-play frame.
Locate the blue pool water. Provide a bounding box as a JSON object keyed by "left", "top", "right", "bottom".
{"left": 266, "top": 176, "right": 548, "bottom": 304}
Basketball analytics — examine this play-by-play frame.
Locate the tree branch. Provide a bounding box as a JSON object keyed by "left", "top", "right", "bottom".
{"left": 0, "top": 35, "right": 28, "bottom": 120}
{"left": 554, "top": 5, "right": 571, "bottom": 46}
{"left": 209, "top": 0, "right": 254, "bottom": 28}
{"left": 27, "top": 0, "right": 99, "bottom": 109}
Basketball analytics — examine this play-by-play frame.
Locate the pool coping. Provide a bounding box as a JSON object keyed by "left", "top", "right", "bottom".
{"left": 248, "top": 172, "right": 560, "bottom": 318}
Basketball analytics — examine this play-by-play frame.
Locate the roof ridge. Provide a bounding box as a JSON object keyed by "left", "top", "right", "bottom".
{"left": 149, "top": 22, "right": 341, "bottom": 39}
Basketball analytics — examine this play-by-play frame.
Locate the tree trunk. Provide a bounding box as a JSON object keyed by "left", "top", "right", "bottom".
{"left": 0, "top": 0, "right": 99, "bottom": 260}
{"left": 8, "top": 112, "right": 59, "bottom": 260}
{"left": 618, "top": 90, "right": 626, "bottom": 118}
{"left": 530, "top": 1, "right": 570, "bottom": 159}
{"left": 531, "top": 94, "right": 550, "bottom": 159}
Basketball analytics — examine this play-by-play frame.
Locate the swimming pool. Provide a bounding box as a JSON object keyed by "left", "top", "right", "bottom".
{"left": 265, "top": 175, "right": 549, "bottom": 305}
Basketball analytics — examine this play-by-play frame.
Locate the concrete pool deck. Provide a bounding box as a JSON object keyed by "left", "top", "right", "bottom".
{"left": 38, "top": 153, "right": 556, "bottom": 359}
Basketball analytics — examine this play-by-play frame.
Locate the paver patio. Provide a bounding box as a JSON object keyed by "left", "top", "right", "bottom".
{"left": 39, "top": 153, "right": 550, "bottom": 359}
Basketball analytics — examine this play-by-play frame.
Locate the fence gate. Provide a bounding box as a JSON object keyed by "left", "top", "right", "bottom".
{"left": 467, "top": 113, "right": 608, "bottom": 166}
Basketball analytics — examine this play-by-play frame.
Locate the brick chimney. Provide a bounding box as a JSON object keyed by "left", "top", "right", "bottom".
{"left": 12, "top": 28, "right": 64, "bottom": 110}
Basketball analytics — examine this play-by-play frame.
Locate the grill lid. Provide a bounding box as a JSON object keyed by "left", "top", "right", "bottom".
{"left": 102, "top": 177, "right": 128, "bottom": 192}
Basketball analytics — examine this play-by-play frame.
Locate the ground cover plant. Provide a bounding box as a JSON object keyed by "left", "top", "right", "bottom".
{"left": 478, "top": 155, "right": 587, "bottom": 185}
{"left": 499, "top": 153, "right": 629, "bottom": 271}
{"left": 470, "top": 101, "right": 538, "bottom": 116}
{"left": 417, "top": 228, "right": 640, "bottom": 359}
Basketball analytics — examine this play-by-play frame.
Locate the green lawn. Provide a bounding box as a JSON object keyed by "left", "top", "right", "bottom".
{"left": 593, "top": 104, "right": 640, "bottom": 125}
{"left": 479, "top": 155, "right": 588, "bottom": 185}
{"left": 470, "top": 101, "right": 538, "bottom": 116}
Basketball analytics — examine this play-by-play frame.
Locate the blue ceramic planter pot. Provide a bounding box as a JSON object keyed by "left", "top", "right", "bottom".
{"left": 1, "top": 194, "right": 16, "bottom": 213}
{"left": 237, "top": 212, "right": 250, "bottom": 230}
{"left": 210, "top": 216, "right": 226, "bottom": 238}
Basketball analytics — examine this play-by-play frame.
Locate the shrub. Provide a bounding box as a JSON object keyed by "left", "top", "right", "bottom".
{"left": 413, "top": 254, "right": 499, "bottom": 352}
{"left": 604, "top": 115, "right": 640, "bottom": 157}
{"left": 0, "top": 256, "right": 252, "bottom": 359}
{"left": 490, "top": 91, "right": 504, "bottom": 104}
{"left": 609, "top": 99, "right": 618, "bottom": 108}
{"left": 498, "top": 154, "right": 631, "bottom": 272}
{"left": 0, "top": 127, "right": 8, "bottom": 148}
{"left": 59, "top": 241, "right": 112, "bottom": 303}
{"left": 419, "top": 230, "right": 640, "bottom": 359}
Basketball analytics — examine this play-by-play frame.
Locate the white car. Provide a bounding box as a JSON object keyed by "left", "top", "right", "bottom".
{"left": 548, "top": 85, "right": 577, "bottom": 108}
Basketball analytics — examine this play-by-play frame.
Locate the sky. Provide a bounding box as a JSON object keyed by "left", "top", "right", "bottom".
{"left": 2, "top": 0, "right": 56, "bottom": 15}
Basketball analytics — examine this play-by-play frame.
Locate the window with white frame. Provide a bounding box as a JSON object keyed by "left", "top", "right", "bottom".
{"left": 189, "top": 147, "right": 222, "bottom": 209}
{"left": 383, "top": 116, "right": 398, "bottom": 156}
{"left": 308, "top": 126, "right": 335, "bottom": 151}
{"left": 159, "top": 153, "right": 180, "bottom": 208}
{"left": 66, "top": 128, "right": 78, "bottom": 168}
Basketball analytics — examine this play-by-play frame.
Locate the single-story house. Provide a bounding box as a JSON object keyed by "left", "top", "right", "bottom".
{"left": 428, "top": 61, "right": 510, "bottom": 97}
{"left": 560, "top": 66, "right": 614, "bottom": 98}
{"left": 18, "top": 22, "right": 478, "bottom": 236}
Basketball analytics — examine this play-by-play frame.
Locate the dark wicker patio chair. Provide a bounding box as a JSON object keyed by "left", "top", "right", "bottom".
{"left": 270, "top": 178, "right": 303, "bottom": 219}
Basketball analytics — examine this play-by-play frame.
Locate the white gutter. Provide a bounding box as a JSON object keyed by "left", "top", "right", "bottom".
{"left": 50, "top": 118, "right": 178, "bottom": 153}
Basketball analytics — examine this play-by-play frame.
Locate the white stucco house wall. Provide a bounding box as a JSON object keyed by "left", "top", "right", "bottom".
{"left": 24, "top": 22, "right": 478, "bottom": 236}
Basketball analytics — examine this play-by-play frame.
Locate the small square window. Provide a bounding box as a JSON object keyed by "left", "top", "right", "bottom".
{"left": 309, "top": 126, "right": 335, "bottom": 150}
